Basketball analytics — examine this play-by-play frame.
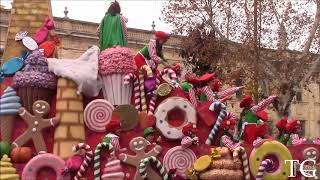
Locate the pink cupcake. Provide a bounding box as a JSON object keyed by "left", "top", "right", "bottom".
{"left": 101, "top": 157, "right": 125, "bottom": 180}
{"left": 99, "top": 46, "right": 137, "bottom": 105}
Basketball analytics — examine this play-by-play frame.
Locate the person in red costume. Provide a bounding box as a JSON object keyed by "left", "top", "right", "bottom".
{"left": 237, "top": 95, "right": 276, "bottom": 144}
{"left": 134, "top": 31, "right": 170, "bottom": 70}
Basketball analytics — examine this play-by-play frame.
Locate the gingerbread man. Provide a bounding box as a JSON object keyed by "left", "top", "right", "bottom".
{"left": 12, "top": 100, "right": 59, "bottom": 153}
{"left": 119, "top": 137, "right": 162, "bottom": 180}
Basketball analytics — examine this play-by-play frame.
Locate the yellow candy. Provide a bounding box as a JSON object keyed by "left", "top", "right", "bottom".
{"left": 193, "top": 155, "right": 212, "bottom": 172}
{"left": 0, "top": 167, "right": 16, "bottom": 174}
{"left": 0, "top": 161, "right": 12, "bottom": 167}
{"left": 157, "top": 83, "right": 172, "bottom": 96}
{"left": 0, "top": 174, "right": 19, "bottom": 180}
{"left": 186, "top": 168, "right": 198, "bottom": 180}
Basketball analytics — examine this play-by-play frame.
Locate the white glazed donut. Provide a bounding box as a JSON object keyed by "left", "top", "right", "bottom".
{"left": 155, "top": 97, "right": 196, "bottom": 139}
{"left": 22, "top": 153, "right": 70, "bottom": 180}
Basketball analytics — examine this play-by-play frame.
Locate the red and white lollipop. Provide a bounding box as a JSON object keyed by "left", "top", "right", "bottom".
{"left": 163, "top": 146, "right": 196, "bottom": 178}
{"left": 84, "top": 99, "right": 114, "bottom": 132}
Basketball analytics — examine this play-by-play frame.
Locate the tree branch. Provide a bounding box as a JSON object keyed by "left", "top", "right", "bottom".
{"left": 300, "top": 57, "right": 320, "bottom": 86}
{"left": 302, "top": 1, "right": 320, "bottom": 54}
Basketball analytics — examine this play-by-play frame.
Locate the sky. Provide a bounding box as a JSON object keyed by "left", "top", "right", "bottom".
{"left": 0, "top": 0, "right": 172, "bottom": 32}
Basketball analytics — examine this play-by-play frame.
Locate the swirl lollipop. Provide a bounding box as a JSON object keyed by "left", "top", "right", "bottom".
{"left": 163, "top": 146, "right": 196, "bottom": 178}
{"left": 84, "top": 99, "right": 114, "bottom": 132}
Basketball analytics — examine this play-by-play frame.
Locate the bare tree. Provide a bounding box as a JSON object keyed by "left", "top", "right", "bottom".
{"left": 162, "top": 0, "right": 320, "bottom": 117}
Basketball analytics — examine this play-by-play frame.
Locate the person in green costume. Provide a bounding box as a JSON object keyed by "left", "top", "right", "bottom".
{"left": 98, "top": 1, "right": 128, "bottom": 50}
{"left": 237, "top": 95, "right": 276, "bottom": 144}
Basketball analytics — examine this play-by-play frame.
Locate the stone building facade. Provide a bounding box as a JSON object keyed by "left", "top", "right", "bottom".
{"left": 1, "top": 8, "right": 319, "bottom": 138}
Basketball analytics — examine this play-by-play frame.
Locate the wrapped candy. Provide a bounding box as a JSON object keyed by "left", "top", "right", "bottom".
{"left": 15, "top": 31, "right": 38, "bottom": 50}
{"left": 33, "top": 17, "right": 55, "bottom": 44}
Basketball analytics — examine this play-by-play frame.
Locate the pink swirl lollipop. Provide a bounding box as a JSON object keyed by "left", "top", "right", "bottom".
{"left": 163, "top": 146, "right": 196, "bottom": 178}
{"left": 84, "top": 99, "right": 114, "bottom": 132}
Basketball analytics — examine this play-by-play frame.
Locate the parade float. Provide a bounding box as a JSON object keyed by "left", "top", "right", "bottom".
{"left": 0, "top": 2, "right": 319, "bottom": 180}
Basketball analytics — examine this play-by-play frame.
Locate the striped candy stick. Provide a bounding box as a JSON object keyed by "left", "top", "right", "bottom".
{"left": 188, "top": 88, "right": 198, "bottom": 108}
{"left": 94, "top": 142, "right": 115, "bottom": 180}
{"left": 217, "top": 86, "right": 244, "bottom": 99}
{"left": 139, "top": 156, "right": 169, "bottom": 180}
{"left": 255, "top": 159, "right": 274, "bottom": 180}
{"left": 139, "top": 65, "right": 153, "bottom": 112}
{"left": 205, "top": 102, "right": 227, "bottom": 145}
{"left": 233, "top": 146, "right": 250, "bottom": 180}
{"left": 251, "top": 95, "right": 277, "bottom": 114}
{"left": 160, "top": 68, "right": 178, "bottom": 87}
{"left": 124, "top": 73, "right": 140, "bottom": 111}
{"left": 72, "top": 143, "right": 94, "bottom": 180}
{"left": 148, "top": 72, "right": 161, "bottom": 115}
{"left": 221, "top": 135, "right": 240, "bottom": 151}
{"left": 202, "top": 86, "right": 216, "bottom": 101}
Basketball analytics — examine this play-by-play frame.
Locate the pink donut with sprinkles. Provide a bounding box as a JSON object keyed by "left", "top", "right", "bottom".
{"left": 22, "top": 153, "right": 70, "bottom": 180}
{"left": 84, "top": 99, "right": 114, "bottom": 132}
{"left": 163, "top": 146, "right": 196, "bottom": 178}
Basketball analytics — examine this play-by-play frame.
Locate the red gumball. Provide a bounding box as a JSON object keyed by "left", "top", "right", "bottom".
{"left": 10, "top": 147, "right": 33, "bottom": 163}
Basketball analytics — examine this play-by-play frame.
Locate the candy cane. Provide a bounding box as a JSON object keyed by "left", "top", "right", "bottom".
{"left": 205, "top": 102, "right": 227, "bottom": 145}
{"left": 255, "top": 159, "right": 274, "bottom": 180}
{"left": 161, "top": 68, "right": 178, "bottom": 87}
{"left": 72, "top": 143, "right": 93, "bottom": 180}
{"left": 148, "top": 73, "right": 161, "bottom": 115}
{"left": 124, "top": 73, "right": 140, "bottom": 111}
{"left": 94, "top": 142, "right": 115, "bottom": 180}
{"left": 188, "top": 88, "right": 198, "bottom": 108}
{"left": 233, "top": 146, "right": 250, "bottom": 180}
{"left": 139, "top": 156, "right": 169, "bottom": 180}
{"left": 139, "top": 65, "right": 153, "bottom": 112}
{"left": 123, "top": 73, "right": 136, "bottom": 85}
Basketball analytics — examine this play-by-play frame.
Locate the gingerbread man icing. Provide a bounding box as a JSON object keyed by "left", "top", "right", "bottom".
{"left": 119, "top": 137, "right": 162, "bottom": 180}
{"left": 12, "top": 100, "right": 59, "bottom": 153}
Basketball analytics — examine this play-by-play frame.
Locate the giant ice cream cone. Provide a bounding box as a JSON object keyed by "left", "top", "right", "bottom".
{"left": 0, "top": 87, "right": 21, "bottom": 143}
{"left": 99, "top": 46, "right": 137, "bottom": 106}
{"left": 12, "top": 49, "right": 56, "bottom": 112}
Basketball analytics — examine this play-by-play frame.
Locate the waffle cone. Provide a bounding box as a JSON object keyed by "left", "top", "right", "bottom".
{"left": 0, "top": 115, "right": 16, "bottom": 143}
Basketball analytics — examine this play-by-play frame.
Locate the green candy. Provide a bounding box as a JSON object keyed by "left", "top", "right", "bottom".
{"left": 0, "top": 141, "right": 11, "bottom": 157}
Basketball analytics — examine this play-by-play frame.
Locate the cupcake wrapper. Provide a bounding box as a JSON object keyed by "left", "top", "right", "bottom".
{"left": 16, "top": 87, "right": 54, "bottom": 112}
{"left": 0, "top": 115, "right": 16, "bottom": 143}
{"left": 101, "top": 75, "right": 132, "bottom": 106}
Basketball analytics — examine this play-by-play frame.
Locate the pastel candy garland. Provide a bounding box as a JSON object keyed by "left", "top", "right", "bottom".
{"left": 233, "top": 146, "right": 250, "bottom": 180}
{"left": 94, "top": 142, "right": 115, "bottom": 180}
{"left": 139, "top": 156, "right": 169, "bottom": 180}
{"left": 72, "top": 143, "right": 93, "bottom": 180}
{"left": 205, "top": 102, "right": 227, "bottom": 145}
{"left": 255, "top": 159, "right": 274, "bottom": 180}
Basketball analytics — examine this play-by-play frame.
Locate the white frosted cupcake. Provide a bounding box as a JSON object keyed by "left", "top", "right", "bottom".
{"left": 99, "top": 46, "right": 137, "bottom": 105}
